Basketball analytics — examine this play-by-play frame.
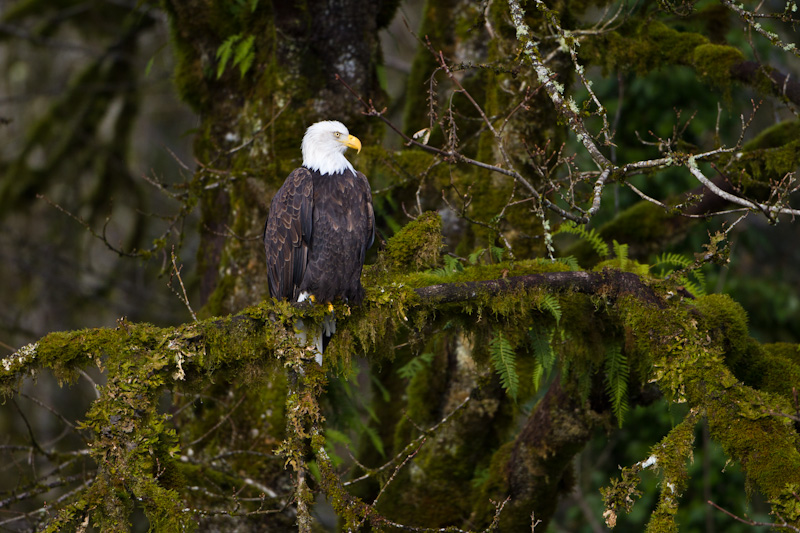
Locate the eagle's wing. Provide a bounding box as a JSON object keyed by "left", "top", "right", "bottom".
{"left": 263, "top": 167, "right": 314, "bottom": 301}
{"left": 357, "top": 170, "right": 375, "bottom": 252}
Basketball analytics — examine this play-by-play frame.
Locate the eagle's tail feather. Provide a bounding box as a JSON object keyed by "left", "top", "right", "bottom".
{"left": 294, "top": 311, "right": 336, "bottom": 366}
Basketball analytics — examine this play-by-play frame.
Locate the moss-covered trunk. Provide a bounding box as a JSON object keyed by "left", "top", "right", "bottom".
{"left": 163, "top": 0, "right": 391, "bottom": 314}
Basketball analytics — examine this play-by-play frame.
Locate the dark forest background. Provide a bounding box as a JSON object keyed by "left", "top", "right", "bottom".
{"left": 1, "top": 0, "right": 799, "bottom": 531}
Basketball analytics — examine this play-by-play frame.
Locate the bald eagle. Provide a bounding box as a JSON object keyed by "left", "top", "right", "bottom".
{"left": 263, "top": 120, "right": 374, "bottom": 364}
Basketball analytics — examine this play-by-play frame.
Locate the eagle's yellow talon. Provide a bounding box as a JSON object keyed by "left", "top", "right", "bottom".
{"left": 327, "top": 303, "right": 334, "bottom": 312}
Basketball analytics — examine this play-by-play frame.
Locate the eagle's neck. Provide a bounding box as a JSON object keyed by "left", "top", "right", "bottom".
{"left": 302, "top": 150, "right": 354, "bottom": 176}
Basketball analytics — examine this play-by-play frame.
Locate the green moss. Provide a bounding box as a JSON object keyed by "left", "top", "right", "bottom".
{"left": 692, "top": 293, "right": 762, "bottom": 383}
{"left": 646, "top": 512, "right": 678, "bottom": 533}
{"left": 730, "top": 139, "right": 800, "bottom": 191}
{"left": 583, "top": 19, "right": 748, "bottom": 96}
{"left": 758, "top": 343, "right": 800, "bottom": 397}
{"left": 694, "top": 294, "right": 749, "bottom": 350}
{"left": 585, "top": 20, "right": 707, "bottom": 75}
{"left": 645, "top": 411, "right": 697, "bottom": 532}
{"left": 398, "top": 257, "right": 571, "bottom": 289}
{"left": 472, "top": 440, "right": 514, "bottom": 519}
{"left": 384, "top": 211, "right": 443, "bottom": 272}
{"left": 593, "top": 259, "right": 651, "bottom": 276}
{"left": 743, "top": 120, "right": 800, "bottom": 150}
{"left": 692, "top": 43, "right": 745, "bottom": 89}
{"left": 706, "top": 390, "right": 800, "bottom": 521}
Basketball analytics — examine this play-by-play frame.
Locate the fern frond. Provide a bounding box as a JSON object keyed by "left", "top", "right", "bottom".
{"left": 444, "top": 255, "right": 464, "bottom": 273}
{"left": 234, "top": 35, "right": 256, "bottom": 78}
{"left": 556, "top": 222, "right": 609, "bottom": 258}
{"left": 468, "top": 248, "right": 485, "bottom": 265}
{"left": 529, "top": 324, "right": 556, "bottom": 392}
{"left": 358, "top": 421, "right": 386, "bottom": 457}
{"left": 612, "top": 240, "right": 629, "bottom": 270}
{"left": 397, "top": 352, "right": 434, "bottom": 380}
{"left": 490, "top": 331, "right": 519, "bottom": 401}
{"left": 652, "top": 252, "right": 707, "bottom": 295}
{"left": 539, "top": 294, "right": 562, "bottom": 326}
{"left": 604, "top": 343, "right": 629, "bottom": 427}
{"left": 532, "top": 358, "right": 544, "bottom": 392}
{"left": 427, "top": 256, "right": 463, "bottom": 277}
{"left": 215, "top": 34, "right": 242, "bottom": 78}
{"left": 529, "top": 325, "right": 556, "bottom": 369}
{"left": 682, "top": 278, "right": 706, "bottom": 298}
{"left": 652, "top": 252, "right": 693, "bottom": 271}
{"left": 556, "top": 255, "right": 581, "bottom": 271}
{"left": 692, "top": 267, "right": 706, "bottom": 287}
{"left": 490, "top": 246, "right": 504, "bottom": 263}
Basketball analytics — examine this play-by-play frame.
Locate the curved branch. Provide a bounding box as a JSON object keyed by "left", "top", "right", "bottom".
{"left": 731, "top": 61, "right": 800, "bottom": 107}
{"left": 414, "top": 269, "right": 664, "bottom": 308}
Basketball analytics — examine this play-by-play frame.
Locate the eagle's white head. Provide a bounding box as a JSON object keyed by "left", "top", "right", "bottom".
{"left": 301, "top": 120, "right": 362, "bottom": 175}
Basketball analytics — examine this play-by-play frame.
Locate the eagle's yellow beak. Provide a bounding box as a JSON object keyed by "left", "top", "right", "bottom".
{"left": 342, "top": 134, "right": 362, "bottom": 154}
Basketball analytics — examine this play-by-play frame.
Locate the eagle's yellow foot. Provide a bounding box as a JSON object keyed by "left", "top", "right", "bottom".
{"left": 309, "top": 294, "right": 316, "bottom": 303}
{"left": 327, "top": 302, "right": 334, "bottom": 312}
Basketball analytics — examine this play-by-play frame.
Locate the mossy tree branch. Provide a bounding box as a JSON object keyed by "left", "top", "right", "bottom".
{"left": 3, "top": 267, "right": 800, "bottom": 529}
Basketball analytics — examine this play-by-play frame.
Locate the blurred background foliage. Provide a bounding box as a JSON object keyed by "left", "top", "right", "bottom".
{"left": 0, "top": 0, "right": 798, "bottom": 531}
{"left": 0, "top": 0, "right": 198, "bottom": 350}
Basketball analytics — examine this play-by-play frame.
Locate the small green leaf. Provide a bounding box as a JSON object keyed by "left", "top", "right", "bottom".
{"left": 145, "top": 56, "right": 155, "bottom": 77}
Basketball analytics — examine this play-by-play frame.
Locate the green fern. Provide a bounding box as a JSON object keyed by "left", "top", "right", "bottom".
{"left": 556, "top": 222, "right": 609, "bottom": 258}
{"left": 652, "top": 253, "right": 707, "bottom": 296}
{"left": 539, "top": 294, "right": 562, "bottom": 326}
{"left": 428, "top": 255, "right": 463, "bottom": 277}
{"left": 397, "top": 352, "right": 434, "bottom": 380}
{"left": 490, "top": 331, "right": 519, "bottom": 401}
{"left": 529, "top": 324, "right": 556, "bottom": 392}
{"left": 555, "top": 255, "right": 581, "bottom": 271}
{"left": 490, "top": 246, "right": 504, "bottom": 262}
{"left": 359, "top": 422, "right": 386, "bottom": 457}
{"left": 612, "top": 240, "right": 628, "bottom": 270}
{"left": 468, "top": 248, "right": 484, "bottom": 265}
{"left": 216, "top": 34, "right": 256, "bottom": 79}
{"left": 653, "top": 252, "right": 692, "bottom": 271}
{"left": 233, "top": 35, "right": 256, "bottom": 77}
{"left": 604, "top": 343, "right": 629, "bottom": 427}
{"left": 680, "top": 276, "right": 706, "bottom": 297}
{"left": 216, "top": 35, "right": 240, "bottom": 78}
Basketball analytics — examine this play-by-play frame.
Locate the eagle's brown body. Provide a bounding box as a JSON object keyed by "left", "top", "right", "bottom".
{"left": 263, "top": 166, "right": 374, "bottom": 305}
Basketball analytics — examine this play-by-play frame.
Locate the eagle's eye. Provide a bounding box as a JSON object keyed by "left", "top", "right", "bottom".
{"left": 334, "top": 132, "right": 341, "bottom": 137}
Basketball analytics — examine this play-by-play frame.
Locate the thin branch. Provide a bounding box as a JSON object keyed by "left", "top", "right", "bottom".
{"left": 707, "top": 500, "right": 800, "bottom": 531}
{"left": 335, "top": 74, "right": 589, "bottom": 224}
{"left": 187, "top": 395, "right": 245, "bottom": 446}
{"left": 169, "top": 246, "right": 198, "bottom": 322}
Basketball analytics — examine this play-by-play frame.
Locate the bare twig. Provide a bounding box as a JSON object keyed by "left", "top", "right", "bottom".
{"left": 169, "top": 246, "right": 198, "bottom": 322}
{"left": 707, "top": 500, "right": 800, "bottom": 531}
